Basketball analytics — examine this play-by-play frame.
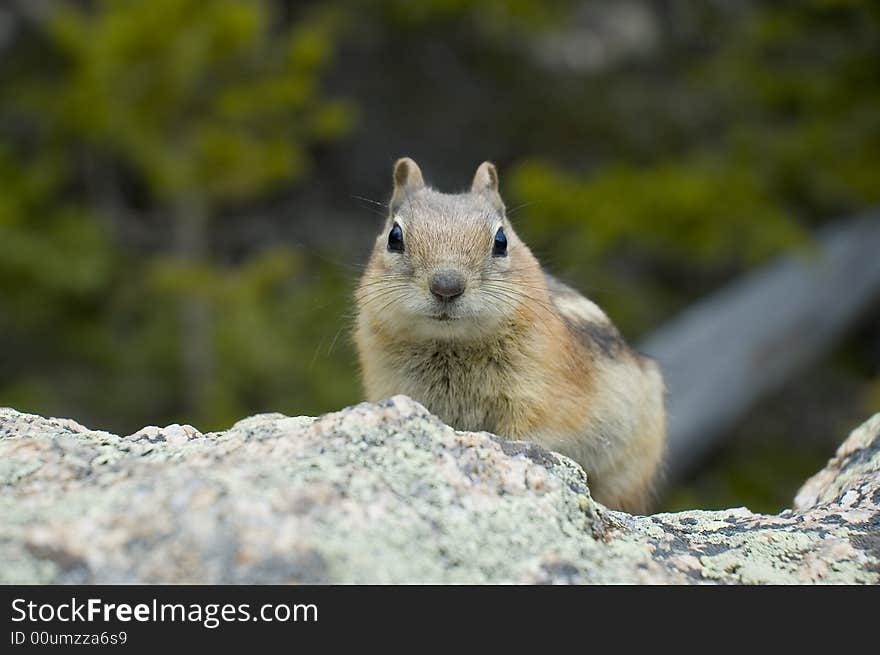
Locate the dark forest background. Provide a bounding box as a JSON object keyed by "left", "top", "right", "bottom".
{"left": 1, "top": 0, "right": 878, "bottom": 512}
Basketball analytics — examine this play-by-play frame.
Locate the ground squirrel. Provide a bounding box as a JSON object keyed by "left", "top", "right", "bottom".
{"left": 354, "top": 158, "right": 666, "bottom": 513}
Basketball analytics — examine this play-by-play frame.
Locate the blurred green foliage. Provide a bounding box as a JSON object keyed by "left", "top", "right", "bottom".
{"left": 43, "top": 0, "right": 352, "bottom": 201}
{"left": 508, "top": 0, "right": 880, "bottom": 332}
{"left": 1, "top": 0, "right": 357, "bottom": 430}
{"left": 0, "top": 0, "right": 878, "bottom": 515}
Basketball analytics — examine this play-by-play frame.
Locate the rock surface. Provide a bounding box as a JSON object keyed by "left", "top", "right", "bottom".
{"left": 1, "top": 397, "right": 878, "bottom": 584}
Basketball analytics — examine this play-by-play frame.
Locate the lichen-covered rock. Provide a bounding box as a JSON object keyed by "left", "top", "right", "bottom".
{"left": 1, "top": 397, "right": 878, "bottom": 584}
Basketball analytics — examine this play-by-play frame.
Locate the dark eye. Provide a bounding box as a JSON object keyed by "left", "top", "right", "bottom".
{"left": 492, "top": 227, "right": 508, "bottom": 257}
{"left": 388, "top": 222, "right": 404, "bottom": 253}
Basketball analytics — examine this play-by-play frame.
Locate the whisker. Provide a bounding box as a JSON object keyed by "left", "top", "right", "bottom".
{"left": 505, "top": 200, "right": 541, "bottom": 216}
{"left": 480, "top": 284, "right": 560, "bottom": 317}
{"left": 351, "top": 194, "right": 389, "bottom": 209}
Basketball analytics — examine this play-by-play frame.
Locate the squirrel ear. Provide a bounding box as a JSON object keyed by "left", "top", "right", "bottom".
{"left": 471, "top": 161, "right": 499, "bottom": 194}
{"left": 392, "top": 157, "right": 425, "bottom": 203}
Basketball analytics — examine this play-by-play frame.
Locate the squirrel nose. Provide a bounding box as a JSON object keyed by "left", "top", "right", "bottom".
{"left": 430, "top": 271, "right": 466, "bottom": 301}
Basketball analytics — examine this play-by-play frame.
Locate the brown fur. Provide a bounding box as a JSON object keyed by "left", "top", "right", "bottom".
{"left": 354, "top": 158, "right": 666, "bottom": 513}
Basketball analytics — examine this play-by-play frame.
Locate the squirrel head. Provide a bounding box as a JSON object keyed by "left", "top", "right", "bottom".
{"left": 357, "top": 157, "right": 545, "bottom": 341}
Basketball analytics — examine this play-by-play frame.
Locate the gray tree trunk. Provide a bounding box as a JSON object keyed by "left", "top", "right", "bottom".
{"left": 172, "top": 197, "right": 213, "bottom": 419}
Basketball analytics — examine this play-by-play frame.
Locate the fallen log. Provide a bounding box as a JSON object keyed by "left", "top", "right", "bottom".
{"left": 640, "top": 214, "right": 880, "bottom": 482}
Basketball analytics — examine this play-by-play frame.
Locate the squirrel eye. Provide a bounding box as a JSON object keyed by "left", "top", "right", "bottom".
{"left": 388, "top": 222, "right": 404, "bottom": 253}
{"left": 492, "top": 227, "right": 508, "bottom": 257}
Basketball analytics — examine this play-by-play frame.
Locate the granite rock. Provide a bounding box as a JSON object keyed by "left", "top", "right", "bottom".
{"left": 1, "top": 397, "right": 878, "bottom": 584}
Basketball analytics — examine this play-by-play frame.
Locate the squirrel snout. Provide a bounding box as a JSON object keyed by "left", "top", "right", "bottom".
{"left": 430, "top": 270, "right": 466, "bottom": 301}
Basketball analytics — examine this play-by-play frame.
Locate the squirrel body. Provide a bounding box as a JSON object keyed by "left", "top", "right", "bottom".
{"left": 354, "top": 158, "right": 666, "bottom": 513}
